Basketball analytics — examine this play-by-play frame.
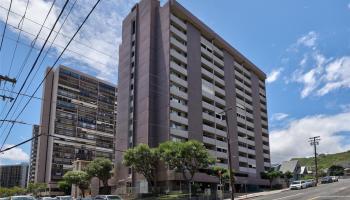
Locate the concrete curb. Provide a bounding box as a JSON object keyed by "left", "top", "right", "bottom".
{"left": 231, "top": 188, "right": 289, "bottom": 200}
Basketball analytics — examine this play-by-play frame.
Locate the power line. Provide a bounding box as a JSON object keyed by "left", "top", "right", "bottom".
{"left": 1, "top": 0, "right": 78, "bottom": 137}
{"left": 6, "top": 0, "right": 30, "bottom": 83}
{"left": 0, "top": 0, "right": 58, "bottom": 119}
{"left": 0, "top": 3, "right": 116, "bottom": 59}
{"left": 0, "top": 0, "right": 102, "bottom": 151}
{"left": 0, "top": 0, "right": 12, "bottom": 53}
{"left": 0, "top": 133, "right": 125, "bottom": 155}
{"left": 0, "top": 0, "right": 69, "bottom": 140}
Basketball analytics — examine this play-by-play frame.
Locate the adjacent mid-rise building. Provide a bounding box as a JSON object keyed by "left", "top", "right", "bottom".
{"left": 35, "top": 66, "right": 117, "bottom": 192}
{"left": 28, "top": 124, "right": 39, "bottom": 183}
{"left": 0, "top": 163, "right": 29, "bottom": 188}
{"left": 116, "top": 0, "right": 270, "bottom": 192}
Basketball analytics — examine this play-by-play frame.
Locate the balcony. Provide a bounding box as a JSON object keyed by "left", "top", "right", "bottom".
{"left": 215, "top": 96, "right": 226, "bottom": 107}
{"left": 238, "top": 136, "right": 255, "bottom": 146}
{"left": 201, "top": 67, "right": 213, "bottom": 80}
{"left": 170, "top": 87, "right": 188, "bottom": 100}
{"left": 203, "top": 124, "right": 226, "bottom": 137}
{"left": 170, "top": 101, "right": 188, "bottom": 113}
{"left": 238, "top": 146, "right": 256, "bottom": 155}
{"left": 170, "top": 74, "right": 188, "bottom": 88}
{"left": 171, "top": 36, "right": 187, "bottom": 52}
{"left": 213, "top": 45, "right": 223, "bottom": 57}
{"left": 170, "top": 25, "right": 187, "bottom": 41}
{"left": 170, "top": 128, "right": 188, "bottom": 138}
{"left": 170, "top": 14, "right": 186, "bottom": 30}
{"left": 201, "top": 46, "right": 212, "bottom": 58}
{"left": 239, "top": 167, "right": 256, "bottom": 174}
{"left": 239, "top": 157, "right": 256, "bottom": 165}
{"left": 201, "top": 57, "right": 214, "bottom": 69}
{"left": 170, "top": 61, "right": 187, "bottom": 77}
{"left": 170, "top": 113, "right": 188, "bottom": 125}
{"left": 203, "top": 136, "right": 216, "bottom": 145}
{"left": 170, "top": 49, "right": 187, "bottom": 64}
{"left": 213, "top": 54, "right": 224, "bottom": 67}
{"left": 208, "top": 149, "right": 227, "bottom": 159}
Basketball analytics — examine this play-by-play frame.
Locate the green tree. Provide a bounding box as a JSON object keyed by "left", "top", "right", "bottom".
{"left": 159, "top": 140, "right": 214, "bottom": 198}
{"left": 328, "top": 165, "right": 344, "bottom": 176}
{"left": 63, "top": 171, "right": 89, "bottom": 197}
{"left": 58, "top": 180, "right": 71, "bottom": 195}
{"left": 123, "top": 144, "right": 159, "bottom": 192}
{"left": 27, "top": 182, "right": 47, "bottom": 197}
{"left": 210, "top": 166, "right": 234, "bottom": 192}
{"left": 85, "top": 157, "right": 113, "bottom": 194}
{"left": 261, "top": 170, "right": 282, "bottom": 189}
{"left": 283, "top": 171, "right": 293, "bottom": 187}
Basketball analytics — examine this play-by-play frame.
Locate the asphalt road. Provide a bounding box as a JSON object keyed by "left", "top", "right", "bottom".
{"left": 251, "top": 179, "right": 350, "bottom": 200}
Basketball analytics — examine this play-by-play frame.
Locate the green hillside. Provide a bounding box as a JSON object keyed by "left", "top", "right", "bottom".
{"left": 291, "top": 150, "right": 350, "bottom": 170}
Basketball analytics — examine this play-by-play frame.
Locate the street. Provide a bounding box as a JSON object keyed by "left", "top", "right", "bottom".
{"left": 250, "top": 179, "right": 350, "bottom": 200}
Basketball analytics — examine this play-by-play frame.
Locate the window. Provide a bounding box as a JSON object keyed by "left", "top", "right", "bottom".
{"left": 132, "top": 20, "right": 136, "bottom": 34}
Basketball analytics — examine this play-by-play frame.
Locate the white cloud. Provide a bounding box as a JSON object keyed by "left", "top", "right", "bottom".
{"left": 266, "top": 68, "right": 282, "bottom": 83}
{"left": 317, "top": 56, "right": 350, "bottom": 96}
{"left": 288, "top": 31, "right": 350, "bottom": 97}
{"left": 0, "top": 0, "right": 137, "bottom": 82}
{"left": 297, "top": 31, "right": 318, "bottom": 48}
{"left": 0, "top": 144, "right": 29, "bottom": 162}
{"left": 271, "top": 113, "right": 289, "bottom": 121}
{"left": 270, "top": 112, "right": 350, "bottom": 163}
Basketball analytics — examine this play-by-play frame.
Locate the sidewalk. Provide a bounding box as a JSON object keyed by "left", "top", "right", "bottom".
{"left": 225, "top": 188, "right": 289, "bottom": 200}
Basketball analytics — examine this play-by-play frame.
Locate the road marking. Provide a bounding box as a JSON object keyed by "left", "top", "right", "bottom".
{"left": 308, "top": 196, "right": 350, "bottom": 200}
{"left": 272, "top": 193, "right": 304, "bottom": 200}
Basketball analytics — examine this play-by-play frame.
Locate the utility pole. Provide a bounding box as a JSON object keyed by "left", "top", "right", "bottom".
{"left": 0, "top": 75, "right": 16, "bottom": 85}
{"left": 0, "top": 75, "right": 16, "bottom": 102}
{"left": 219, "top": 107, "right": 235, "bottom": 200}
{"left": 0, "top": 94, "right": 14, "bottom": 102}
{"left": 309, "top": 136, "right": 320, "bottom": 185}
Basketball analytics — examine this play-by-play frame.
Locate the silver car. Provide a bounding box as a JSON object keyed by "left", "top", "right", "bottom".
{"left": 11, "top": 196, "right": 36, "bottom": 200}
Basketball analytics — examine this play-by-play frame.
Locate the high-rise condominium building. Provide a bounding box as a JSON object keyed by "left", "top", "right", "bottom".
{"left": 35, "top": 66, "right": 117, "bottom": 192}
{"left": 116, "top": 0, "right": 270, "bottom": 192}
{"left": 0, "top": 163, "right": 29, "bottom": 188}
{"left": 28, "top": 124, "right": 39, "bottom": 183}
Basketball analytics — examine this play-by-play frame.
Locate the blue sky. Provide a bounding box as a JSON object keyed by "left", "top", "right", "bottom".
{"left": 0, "top": 0, "right": 350, "bottom": 165}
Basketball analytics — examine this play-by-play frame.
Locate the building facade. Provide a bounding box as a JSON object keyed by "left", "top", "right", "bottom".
{"left": 116, "top": 0, "right": 271, "bottom": 192}
{"left": 28, "top": 124, "right": 39, "bottom": 183}
{"left": 0, "top": 163, "right": 29, "bottom": 188}
{"left": 35, "top": 66, "right": 117, "bottom": 192}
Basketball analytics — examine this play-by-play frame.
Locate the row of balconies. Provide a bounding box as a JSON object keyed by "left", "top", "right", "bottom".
{"left": 170, "top": 14, "right": 186, "bottom": 30}
{"left": 235, "top": 78, "right": 252, "bottom": 94}
{"left": 200, "top": 36, "right": 224, "bottom": 57}
{"left": 201, "top": 57, "right": 224, "bottom": 77}
{"left": 235, "top": 88, "right": 253, "bottom": 102}
{"left": 234, "top": 61, "right": 251, "bottom": 77}
{"left": 201, "top": 46, "right": 224, "bottom": 67}
{"left": 201, "top": 67, "right": 225, "bottom": 86}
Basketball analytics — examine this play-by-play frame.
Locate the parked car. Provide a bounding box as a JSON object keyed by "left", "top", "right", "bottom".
{"left": 305, "top": 179, "right": 316, "bottom": 187}
{"left": 321, "top": 176, "right": 333, "bottom": 184}
{"left": 56, "top": 196, "right": 72, "bottom": 200}
{"left": 331, "top": 176, "right": 339, "bottom": 182}
{"left": 11, "top": 196, "right": 36, "bottom": 200}
{"left": 94, "top": 195, "right": 123, "bottom": 200}
{"left": 40, "top": 197, "right": 57, "bottom": 200}
{"left": 290, "top": 180, "right": 307, "bottom": 190}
